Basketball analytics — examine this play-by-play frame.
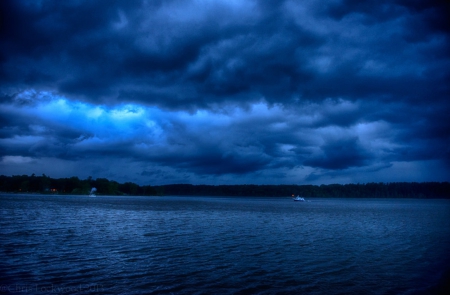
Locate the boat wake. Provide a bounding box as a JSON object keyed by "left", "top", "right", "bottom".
{"left": 293, "top": 195, "right": 305, "bottom": 202}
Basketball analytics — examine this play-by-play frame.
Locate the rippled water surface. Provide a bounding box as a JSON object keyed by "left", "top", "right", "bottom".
{"left": 1, "top": 194, "right": 450, "bottom": 294}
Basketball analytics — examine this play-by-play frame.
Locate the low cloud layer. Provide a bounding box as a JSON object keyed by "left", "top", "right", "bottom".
{"left": 1, "top": 0, "right": 449, "bottom": 184}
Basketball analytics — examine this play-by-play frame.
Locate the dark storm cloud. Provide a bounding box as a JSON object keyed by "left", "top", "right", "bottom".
{"left": 304, "top": 137, "right": 371, "bottom": 170}
{"left": 152, "top": 148, "right": 270, "bottom": 175}
{"left": 2, "top": 0, "right": 446, "bottom": 109}
{"left": 1, "top": 0, "right": 449, "bottom": 184}
{"left": 325, "top": 0, "right": 450, "bottom": 34}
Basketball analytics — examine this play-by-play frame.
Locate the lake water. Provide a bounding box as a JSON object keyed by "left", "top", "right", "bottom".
{"left": 1, "top": 194, "right": 450, "bottom": 294}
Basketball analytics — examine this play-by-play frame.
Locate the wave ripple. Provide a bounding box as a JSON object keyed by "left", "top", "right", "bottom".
{"left": 1, "top": 195, "right": 450, "bottom": 294}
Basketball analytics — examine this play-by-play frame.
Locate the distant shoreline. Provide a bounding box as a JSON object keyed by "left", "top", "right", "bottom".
{"left": 1, "top": 191, "right": 449, "bottom": 199}
{"left": 1, "top": 175, "right": 449, "bottom": 198}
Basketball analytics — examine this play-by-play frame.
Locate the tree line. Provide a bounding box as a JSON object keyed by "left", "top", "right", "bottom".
{"left": 0, "top": 174, "right": 157, "bottom": 196}
{"left": 1, "top": 174, "right": 449, "bottom": 198}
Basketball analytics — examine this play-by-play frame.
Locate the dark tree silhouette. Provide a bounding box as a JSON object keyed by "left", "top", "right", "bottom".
{"left": 0, "top": 175, "right": 448, "bottom": 198}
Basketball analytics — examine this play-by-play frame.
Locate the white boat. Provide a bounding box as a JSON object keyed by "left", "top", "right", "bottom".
{"left": 293, "top": 195, "right": 305, "bottom": 202}
{"left": 89, "top": 187, "right": 97, "bottom": 197}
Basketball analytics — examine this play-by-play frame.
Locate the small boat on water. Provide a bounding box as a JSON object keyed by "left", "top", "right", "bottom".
{"left": 89, "top": 187, "right": 97, "bottom": 197}
{"left": 293, "top": 195, "right": 305, "bottom": 202}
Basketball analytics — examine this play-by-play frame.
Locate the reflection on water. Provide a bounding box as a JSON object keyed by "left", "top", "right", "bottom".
{"left": 1, "top": 194, "right": 450, "bottom": 294}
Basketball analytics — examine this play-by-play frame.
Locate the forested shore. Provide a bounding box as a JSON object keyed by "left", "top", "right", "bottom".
{"left": 1, "top": 174, "right": 449, "bottom": 198}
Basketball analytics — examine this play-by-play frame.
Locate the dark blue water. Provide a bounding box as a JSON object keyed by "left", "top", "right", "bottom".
{"left": 1, "top": 194, "right": 450, "bottom": 294}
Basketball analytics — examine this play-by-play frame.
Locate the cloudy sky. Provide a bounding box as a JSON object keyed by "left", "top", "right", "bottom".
{"left": 1, "top": 0, "right": 449, "bottom": 185}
